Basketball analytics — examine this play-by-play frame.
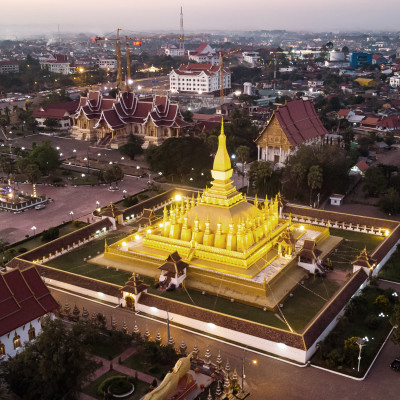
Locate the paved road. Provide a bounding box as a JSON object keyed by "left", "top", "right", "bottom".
{"left": 0, "top": 176, "right": 148, "bottom": 244}
{"left": 51, "top": 289, "right": 400, "bottom": 400}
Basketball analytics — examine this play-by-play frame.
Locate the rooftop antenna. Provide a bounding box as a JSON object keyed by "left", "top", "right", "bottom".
{"left": 179, "top": 6, "right": 184, "bottom": 56}
{"left": 58, "top": 24, "right": 61, "bottom": 44}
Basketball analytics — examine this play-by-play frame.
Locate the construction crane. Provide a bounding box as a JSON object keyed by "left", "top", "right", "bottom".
{"left": 218, "top": 47, "right": 241, "bottom": 104}
{"left": 93, "top": 29, "right": 185, "bottom": 90}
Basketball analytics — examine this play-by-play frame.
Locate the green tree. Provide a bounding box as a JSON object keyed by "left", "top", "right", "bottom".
{"left": 363, "top": 167, "right": 387, "bottom": 197}
{"left": 0, "top": 155, "right": 14, "bottom": 181}
{"left": 290, "top": 163, "right": 307, "bottom": 191}
{"left": 0, "top": 237, "right": 9, "bottom": 266}
{"left": 374, "top": 294, "right": 390, "bottom": 311}
{"left": 181, "top": 110, "right": 193, "bottom": 122}
{"left": 119, "top": 134, "right": 144, "bottom": 160}
{"left": 236, "top": 145, "right": 250, "bottom": 186}
{"left": 249, "top": 161, "right": 273, "bottom": 195}
{"left": 28, "top": 140, "right": 60, "bottom": 174}
{"left": 307, "top": 165, "right": 323, "bottom": 205}
{"left": 390, "top": 303, "right": 400, "bottom": 347}
{"left": 41, "top": 227, "right": 60, "bottom": 242}
{"left": 4, "top": 318, "right": 98, "bottom": 400}
{"left": 379, "top": 188, "right": 400, "bottom": 215}
{"left": 25, "top": 163, "right": 41, "bottom": 197}
{"left": 344, "top": 336, "right": 361, "bottom": 367}
{"left": 44, "top": 118, "right": 59, "bottom": 130}
{"left": 145, "top": 137, "right": 211, "bottom": 183}
{"left": 103, "top": 165, "right": 124, "bottom": 187}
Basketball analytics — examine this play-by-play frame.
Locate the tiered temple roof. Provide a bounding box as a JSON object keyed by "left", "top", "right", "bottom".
{"left": 122, "top": 274, "right": 148, "bottom": 295}
{"left": 298, "top": 239, "right": 322, "bottom": 262}
{"left": 352, "top": 248, "right": 377, "bottom": 270}
{"left": 159, "top": 251, "right": 188, "bottom": 275}
{"left": 75, "top": 91, "right": 190, "bottom": 132}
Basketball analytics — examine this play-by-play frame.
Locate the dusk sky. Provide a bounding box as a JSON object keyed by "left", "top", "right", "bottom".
{"left": 3, "top": 0, "right": 400, "bottom": 37}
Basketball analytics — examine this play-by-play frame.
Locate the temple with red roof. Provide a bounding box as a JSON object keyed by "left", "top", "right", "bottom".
{"left": 71, "top": 91, "right": 190, "bottom": 147}
{"left": 255, "top": 99, "right": 328, "bottom": 164}
{"left": 0, "top": 266, "right": 58, "bottom": 359}
{"left": 188, "top": 43, "right": 219, "bottom": 65}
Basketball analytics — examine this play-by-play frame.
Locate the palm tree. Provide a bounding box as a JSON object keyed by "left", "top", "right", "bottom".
{"left": 26, "top": 163, "right": 41, "bottom": 198}
{"left": 236, "top": 145, "right": 250, "bottom": 187}
{"left": 307, "top": 165, "right": 323, "bottom": 206}
{"left": 290, "top": 163, "right": 306, "bottom": 191}
{"left": 0, "top": 237, "right": 9, "bottom": 266}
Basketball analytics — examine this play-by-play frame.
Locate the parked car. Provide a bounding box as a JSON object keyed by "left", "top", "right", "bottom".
{"left": 35, "top": 204, "right": 46, "bottom": 210}
{"left": 390, "top": 358, "right": 400, "bottom": 371}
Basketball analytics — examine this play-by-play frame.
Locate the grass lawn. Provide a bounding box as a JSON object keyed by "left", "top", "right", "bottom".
{"left": 326, "top": 228, "right": 384, "bottom": 272}
{"left": 7, "top": 222, "right": 88, "bottom": 256}
{"left": 282, "top": 276, "right": 341, "bottom": 333}
{"left": 46, "top": 231, "right": 132, "bottom": 285}
{"left": 88, "top": 340, "right": 130, "bottom": 361}
{"left": 145, "top": 284, "right": 288, "bottom": 330}
{"left": 123, "top": 354, "right": 172, "bottom": 381}
{"left": 379, "top": 245, "right": 400, "bottom": 282}
{"left": 42, "top": 167, "right": 101, "bottom": 186}
{"left": 311, "top": 285, "right": 395, "bottom": 377}
{"left": 83, "top": 370, "right": 150, "bottom": 400}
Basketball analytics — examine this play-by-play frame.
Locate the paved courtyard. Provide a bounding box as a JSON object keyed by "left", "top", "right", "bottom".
{"left": 0, "top": 176, "right": 148, "bottom": 244}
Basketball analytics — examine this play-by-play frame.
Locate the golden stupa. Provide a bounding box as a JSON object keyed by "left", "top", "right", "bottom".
{"left": 99, "top": 121, "right": 317, "bottom": 308}
{"left": 140, "top": 120, "right": 287, "bottom": 274}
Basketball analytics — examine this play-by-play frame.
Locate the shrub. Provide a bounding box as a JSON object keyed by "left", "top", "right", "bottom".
{"left": 18, "top": 247, "right": 28, "bottom": 253}
{"left": 109, "top": 379, "right": 132, "bottom": 396}
{"left": 122, "top": 195, "right": 138, "bottom": 207}
{"left": 52, "top": 177, "right": 62, "bottom": 183}
{"left": 374, "top": 295, "right": 390, "bottom": 311}
{"left": 365, "top": 313, "right": 381, "bottom": 330}
{"left": 324, "top": 349, "right": 345, "bottom": 369}
{"left": 41, "top": 227, "right": 60, "bottom": 242}
{"left": 72, "top": 220, "right": 86, "bottom": 228}
{"left": 97, "top": 375, "right": 131, "bottom": 396}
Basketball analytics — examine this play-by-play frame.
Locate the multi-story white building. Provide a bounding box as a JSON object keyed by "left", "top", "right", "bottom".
{"left": 0, "top": 60, "right": 19, "bottom": 74}
{"left": 165, "top": 45, "right": 185, "bottom": 57}
{"left": 169, "top": 63, "right": 231, "bottom": 94}
{"left": 97, "top": 59, "right": 117, "bottom": 71}
{"left": 40, "top": 54, "right": 74, "bottom": 75}
{"left": 188, "top": 43, "right": 219, "bottom": 65}
{"left": 390, "top": 76, "right": 400, "bottom": 88}
{"left": 242, "top": 52, "right": 260, "bottom": 67}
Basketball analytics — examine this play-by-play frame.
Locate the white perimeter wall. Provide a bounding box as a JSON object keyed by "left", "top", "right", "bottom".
{"left": 136, "top": 303, "right": 307, "bottom": 363}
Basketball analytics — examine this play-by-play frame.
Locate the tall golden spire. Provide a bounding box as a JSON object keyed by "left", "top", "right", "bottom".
{"left": 213, "top": 119, "right": 231, "bottom": 173}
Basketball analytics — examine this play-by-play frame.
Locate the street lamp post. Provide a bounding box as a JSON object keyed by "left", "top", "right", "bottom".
{"left": 69, "top": 211, "right": 74, "bottom": 221}
{"left": 31, "top": 226, "right": 36, "bottom": 236}
{"left": 356, "top": 338, "right": 366, "bottom": 373}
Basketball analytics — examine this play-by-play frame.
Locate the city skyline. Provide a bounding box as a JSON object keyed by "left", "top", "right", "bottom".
{"left": 2, "top": 0, "right": 400, "bottom": 38}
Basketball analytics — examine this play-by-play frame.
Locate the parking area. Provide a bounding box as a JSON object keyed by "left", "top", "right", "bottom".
{"left": 0, "top": 176, "right": 148, "bottom": 244}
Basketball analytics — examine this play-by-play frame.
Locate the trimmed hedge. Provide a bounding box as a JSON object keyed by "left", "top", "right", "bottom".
{"left": 97, "top": 375, "right": 134, "bottom": 396}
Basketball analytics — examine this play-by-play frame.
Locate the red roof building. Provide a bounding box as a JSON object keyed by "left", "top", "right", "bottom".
{"left": 72, "top": 91, "right": 190, "bottom": 147}
{"left": 0, "top": 267, "right": 58, "bottom": 359}
{"left": 33, "top": 100, "right": 79, "bottom": 130}
{"left": 255, "top": 99, "right": 328, "bottom": 164}
{"left": 188, "top": 43, "right": 219, "bottom": 65}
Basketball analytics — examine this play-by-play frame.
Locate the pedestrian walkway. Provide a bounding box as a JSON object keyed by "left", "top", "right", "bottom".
{"left": 81, "top": 346, "right": 158, "bottom": 400}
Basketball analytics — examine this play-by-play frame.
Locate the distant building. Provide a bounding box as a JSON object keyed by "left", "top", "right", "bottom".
{"left": 372, "top": 54, "right": 388, "bottom": 65}
{"left": 0, "top": 267, "right": 58, "bottom": 360}
{"left": 242, "top": 51, "right": 260, "bottom": 67}
{"left": 188, "top": 43, "right": 219, "bottom": 65}
{"left": 97, "top": 59, "right": 117, "bottom": 71}
{"left": 165, "top": 44, "right": 185, "bottom": 57}
{"left": 350, "top": 160, "right": 369, "bottom": 176}
{"left": 169, "top": 63, "right": 231, "bottom": 94}
{"left": 354, "top": 78, "right": 376, "bottom": 87}
{"left": 329, "top": 50, "right": 345, "bottom": 62}
{"left": 40, "top": 54, "right": 74, "bottom": 75}
{"left": 349, "top": 52, "right": 372, "bottom": 69}
{"left": 396, "top": 38, "right": 400, "bottom": 59}
{"left": 0, "top": 60, "right": 19, "bottom": 74}
{"left": 33, "top": 101, "right": 79, "bottom": 130}
{"left": 390, "top": 76, "right": 400, "bottom": 88}
{"left": 255, "top": 99, "right": 327, "bottom": 164}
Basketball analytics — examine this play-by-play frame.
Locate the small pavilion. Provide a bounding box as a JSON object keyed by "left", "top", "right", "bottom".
{"left": 277, "top": 228, "right": 296, "bottom": 257}
{"left": 297, "top": 239, "right": 324, "bottom": 274}
{"left": 352, "top": 248, "right": 377, "bottom": 275}
{"left": 121, "top": 274, "right": 148, "bottom": 308}
{"left": 158, "top": 251, "right": 188, "bottom": 289}
{"left": 100, "top": 202, "right": 123, "bottom": 225}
